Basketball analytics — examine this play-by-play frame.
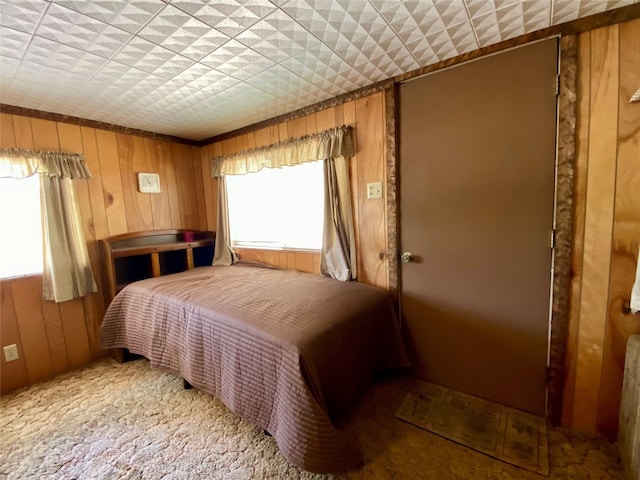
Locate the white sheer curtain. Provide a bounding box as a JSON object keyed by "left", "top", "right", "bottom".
{"left": 0, "top": 148, "right": 97, "bottom": 302}
{"left": 211, "top": 126, "right": 357, "bottom": 280}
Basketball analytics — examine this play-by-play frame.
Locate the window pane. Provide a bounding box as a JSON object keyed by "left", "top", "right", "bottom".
{"left": 226, "top": 161, "right": 324, "bottom": 250}
{"left": 0, "top": 175, "right": 43, "bottom": 278}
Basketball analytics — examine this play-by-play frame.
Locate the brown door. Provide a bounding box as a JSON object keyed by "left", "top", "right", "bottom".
{"left": 399, "top": 39, "right": 558, "bottom": 415}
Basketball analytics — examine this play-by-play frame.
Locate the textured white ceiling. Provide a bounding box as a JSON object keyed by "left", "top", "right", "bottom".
{"left": 0, "top": 0, "right": 636, "bottom": 141}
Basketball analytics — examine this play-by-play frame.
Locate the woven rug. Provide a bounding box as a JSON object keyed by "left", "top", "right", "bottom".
{"left": 395, "top": 381, "right": 549, "bottom": 475}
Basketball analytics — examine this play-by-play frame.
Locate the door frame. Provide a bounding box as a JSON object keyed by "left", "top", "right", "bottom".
{"left": 383, "top": 36, "right": 577, "bottom": 424}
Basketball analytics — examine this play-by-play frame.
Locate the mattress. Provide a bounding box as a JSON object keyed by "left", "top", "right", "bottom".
{"left": 100, "top": 262, "right": 409, "bottom": 472}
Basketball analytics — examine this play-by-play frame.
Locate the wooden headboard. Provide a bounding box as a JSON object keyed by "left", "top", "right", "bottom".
{"left": 99, "top": 229, "right": 215, "bottom": 308}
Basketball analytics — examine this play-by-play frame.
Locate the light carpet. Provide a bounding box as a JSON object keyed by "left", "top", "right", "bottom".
{"left": 395, "top": 381, "right": 549, "bottom": 475}
{"left": 0, "top": 358, "right": 626, "bottom": 479}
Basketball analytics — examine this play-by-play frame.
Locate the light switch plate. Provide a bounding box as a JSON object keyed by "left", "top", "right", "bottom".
{"left": 367, "top": 182, "right": 382, "bottom": 199}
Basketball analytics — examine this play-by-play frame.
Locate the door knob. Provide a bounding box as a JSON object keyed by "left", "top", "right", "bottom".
{"left": 401, "top": 252, "right": 414, "bottom": 264}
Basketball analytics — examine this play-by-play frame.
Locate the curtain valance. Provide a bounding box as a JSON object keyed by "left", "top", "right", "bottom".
{"left": 0, "top": 147, "right": 92, "bottom": 179}
{"left": 211, "top": 125, "right": 354, "bottom": 177}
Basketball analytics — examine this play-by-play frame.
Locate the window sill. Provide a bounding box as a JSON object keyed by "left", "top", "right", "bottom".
{"left": 233, "top": 245, "right": 321, "bottom": 255}
{"left": 0, "top": 272, "right": 43, "bottom": 282}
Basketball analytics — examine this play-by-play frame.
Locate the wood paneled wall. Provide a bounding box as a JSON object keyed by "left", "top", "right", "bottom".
{"left": 3, "top": 22, "right": 634, "bottom": 443}
{"left": 200, "top": 91, "right": 390, "bottom": 290}
{"left": 562, "top": 18, "right": 640, "bottom": 439}
{"left": 0, "top": 113, "right": 211, "bottom": 394}
{"left": 0, "top": 92, "right": 388, "bottom": 393}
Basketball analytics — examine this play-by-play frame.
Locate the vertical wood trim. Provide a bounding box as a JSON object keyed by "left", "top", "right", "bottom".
{"left": 151, "top": 252, "right": 161, "bottom": 277}
{"left": 186, "top": 248, "right": 194, "bottom": 269}
{"left": 563, "top": 31, "right": 591, "bottom": 427}
{"left": 572, "top": 24, "right": 619, "bottom": 433}
{"left": 384, "top": 86, "right": 399, "bottom": 300}
{"left": 547, "top": 35, "right": 577, "bottom": 426}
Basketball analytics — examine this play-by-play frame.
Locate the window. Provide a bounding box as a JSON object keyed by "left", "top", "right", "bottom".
{"left": 0, "top": 175, "right": 43, "bottom": 278}
{"left": 226, "top": 161, "right": 324, "bottom": 250}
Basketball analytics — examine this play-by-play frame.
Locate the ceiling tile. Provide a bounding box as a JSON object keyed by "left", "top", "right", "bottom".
{"left": 0, "top": 0, "right": 635, "bottom": 140}
{"left": 0, "top": 26, "right": 31, "bottom": 60}
{"left": 171, "top": 0, "right": 277, "bottom": 37}
{"left": 52, "top": 0, "right": 166, "bottom": 33}
{"left": 36, "top": 3, "right": 132, "bottom": 58}
{"left": 137, "top": 4, "right": 230, "bottom": 60}
{"left": 0, "top": 0, "right": 49, "bottom": 35}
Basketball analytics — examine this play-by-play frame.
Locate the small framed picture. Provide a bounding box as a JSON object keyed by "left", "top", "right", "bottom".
{"left": 138, "top": 173, "right": 160, "bottom": 193}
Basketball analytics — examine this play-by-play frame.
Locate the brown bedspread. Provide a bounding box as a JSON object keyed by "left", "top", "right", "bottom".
{"left": 100, "top": 263, "right": 409, "bottom": 473}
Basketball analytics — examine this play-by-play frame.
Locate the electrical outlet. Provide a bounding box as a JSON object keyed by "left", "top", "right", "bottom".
{"left": 3, "top": 344, "right": 19, "bottom": 362}
{"left": 367, "top": 182, "right": 382, "bottom": 199}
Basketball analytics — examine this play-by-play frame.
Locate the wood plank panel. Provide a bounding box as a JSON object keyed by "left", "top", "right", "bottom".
{"left": 596, "top": 18, "right": 640, "bottom": 439}
{"left": 316, "top": 107, "right": 336, "bottom": 131}
{"left": 1, "top": 113, "right": 211, "bottom": 393}
{"left": 221, "top": 137, "right": 238, "bottom": 156}
{"left": 0, "top": 113, "right": 16, "bottom": 147}
{"left": 354, "top": 93, "right": 387, "bottom": 289}
{"left": 191, "top": 146, "right": 208, "bottom": 231}
{"left": 254, "top": 127, "right": 272, "bottom": 148}
{"left": 58, "top": 299, "right": 92, "bottom": 369}
{"left": 572, "top": 24, "right": 619, "bottom": 433}
{"left": 80, "top": 127, "right": 110, "bottom": 341}
{"left": 57, "top": 122, "right": 103, "bottom": 360}
{"left": 305, "top": 113, "right": 317, "bottom": 134}
{"left": 334, "top": 104, "right": 344, "bottom": 126}
{"left": 287, "top": 117, "right": 307, "bottom": 138}
{"left": 278, "top": 123, "right": 289, "bottom": 142}
{"left": 172, "top": 143, "right": 199, "bottom": 229}
{"left": 30, "top": 118, "right": 59, "bottom": 151}
{"left": 11, "top": 277, "right": 53, "bottom": 384}
{"left": 95, "top": 129, "right": 127, "bottom": 236}
{"left": 80, "top": 127, "right": 110, "bottom": 243}
{"left": 145, "top": 139, "right": 176, "bottom": 230}
{"left": 12, "top": 115, "right": 35, "bottom": 149}
{"left": 39, "top": 298, "right": 69, "bottom": 375}
{"left": 116, "top": 133, "right": 153, "bottom": 233}
{"left": 199, "top": 144, "right": 216, "bottom": 231}
{"left": 236, "top": 132, "right": 251, "bottom": 152}
{"left": 294, "top": 253, "right": 314, "bottom": 273}
{"left": 0, "top": 282, "right": 29, "bottom": 393}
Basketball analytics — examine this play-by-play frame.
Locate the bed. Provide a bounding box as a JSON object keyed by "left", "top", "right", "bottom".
{"left": 100, "top": 261, "right": 409, "bottom": 473}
